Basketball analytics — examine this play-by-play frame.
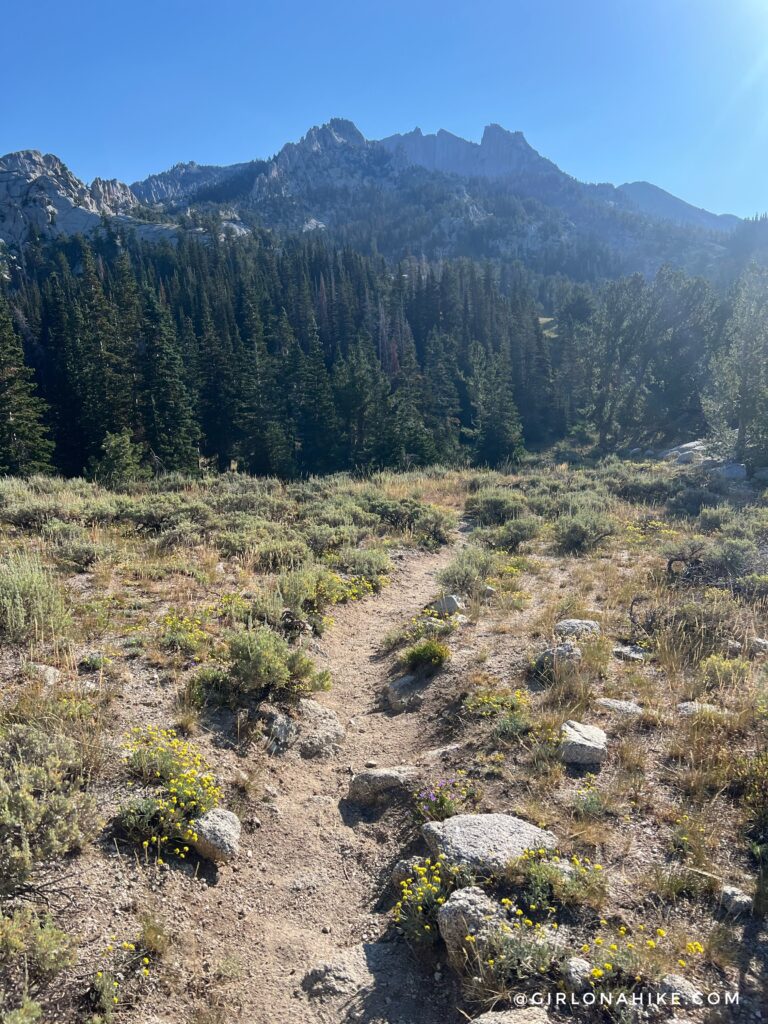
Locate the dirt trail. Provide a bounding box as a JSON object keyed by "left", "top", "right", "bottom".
{"left": 214, "top": 543, "right": 461, "bottom": 1024}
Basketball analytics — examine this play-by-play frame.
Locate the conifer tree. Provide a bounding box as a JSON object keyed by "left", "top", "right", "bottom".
{"left": 0, "top": 294, "right": 54, "bottom": 475}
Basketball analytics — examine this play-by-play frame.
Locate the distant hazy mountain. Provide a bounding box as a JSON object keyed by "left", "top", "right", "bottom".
{"left": 617, "top": 181, "right": 740, "bottom": 233}
{"left": 0, "top": 119, "right": 749, "bottom": 280}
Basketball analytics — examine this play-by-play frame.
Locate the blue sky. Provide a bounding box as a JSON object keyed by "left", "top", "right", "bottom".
{"left": 4, "top": 0, "right": 768, "bottom": 215}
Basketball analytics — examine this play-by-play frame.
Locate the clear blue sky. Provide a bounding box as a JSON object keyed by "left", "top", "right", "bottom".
{"left": 4, "top": 0, "right": 768, "bottom": 216}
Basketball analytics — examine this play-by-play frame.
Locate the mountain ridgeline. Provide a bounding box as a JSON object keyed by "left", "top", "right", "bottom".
{"left": 2, "top": 119, "right": 767, "bottom": 281}
{"left": 1, "top": 119, "right": 768, "bottom": 480}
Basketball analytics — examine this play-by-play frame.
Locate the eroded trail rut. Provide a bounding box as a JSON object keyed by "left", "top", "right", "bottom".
{"left": 215, "top": 544, "right": 461, "bottom": 1024}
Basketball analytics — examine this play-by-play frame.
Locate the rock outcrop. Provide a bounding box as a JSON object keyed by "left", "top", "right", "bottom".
{"left": 422, "top": 813, "right": 556, "bottom": 874}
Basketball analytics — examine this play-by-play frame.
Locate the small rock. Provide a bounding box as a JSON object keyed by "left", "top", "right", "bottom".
{"left": 595, "top": 697, "right": 642, "bottom": 715}
{"left": 436, "top": 886, "right": 506, "bottom": 969}
{"left": 532, "top": 642, "right": 582, "bottom": 678}
{"left": 554, "top": 619, "right": 600, "bottom": 639}
{"left": 748, "top": 637, "right": 768, "bottom": 657}
{"left": 385, "top": 674, "right": 426, "bottom": 713}
{"left": 28, "top": 663, "right": 62, "bottom": 687}
{"left": 563, "top": 955, "right": 592, "bottom": 991}
{"left": 726, "top": 639, "right": 743, "bottom": 656}
{"left": 657, "top": 974, "right": 701, "bottom": 1006}
{"left": 347, "top": 766, "right": 418, "bottom": 807}
{"left": 713, "top": 462, "right": 747, "bottom": 481}
{"left": 677, "top": 701, "right": 721, "bottom": 717}
{"left": 391, "top": 856, "right": 423, "bottom": 888}
{"left": 364, "top": 759, "right": 378, "bottom": 768}
{"left": 481, "top": 585, "right": 497, "bottom": 602}
{"left": 192, "top": 808, "right": 241, "bottom": 863}
{"left": 430, "top": 594, "right": 465, "bottom": 616}
{"left": 720, "top": 884, "right": 752, "bottom": 916}
{"left": 472, "top": 1009, "right": 550, "bottom": 1024}
{"left": 302, "top": 962, "right": 359, "bottom": 998}
{"left": 296, "top": 699, "right": 346, "bottom": 758}
{"left": 612, "top": 644, "right": 647, "bottom": 663}
{"left": 423, "top": 813, "right": 556, "bottom": 875}
{"left": 258, "top": 705, "right": 299, "bottom": 753}
{"left": 559, "top": 720, "right": 608, "bottom": 765}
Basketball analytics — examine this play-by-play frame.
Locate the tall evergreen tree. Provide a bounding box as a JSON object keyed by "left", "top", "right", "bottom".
{"left": 0, "top": 294, "right": 54, "bottom": 475}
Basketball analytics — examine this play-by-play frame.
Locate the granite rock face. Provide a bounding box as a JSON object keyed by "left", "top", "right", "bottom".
{"left": 422, "top": 813, "right": 556, "bottom": 874}
{"left": 0, "top": 149, "right": 180, "bottom": 248}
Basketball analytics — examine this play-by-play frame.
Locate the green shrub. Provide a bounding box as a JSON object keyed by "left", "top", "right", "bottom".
{"left": 466, "top": 488, "right": 527, "bottom": 526}
{"left": 437, "top": 545, "right": 497, "bottom": 596}
{"left": 729, "top": 751, "right": 768, "bottom": 857}
{"left": 3, "top": 997, "right": 44, "bottom": 1023}
{"left": 413, "top": 505, "right": 456, "bottom": 548}
{"left": 504, "top": 848, "right": 607, "bottom": 913}
{"left": 381, "top": 610, "right": 456, "bottom": 652}
{"left": 0, "top": 907, "right": 75, "bottom": 981}
{"left": 553, "top": 509, "right": 616, "bottom": 554}
{"left": 393, "top": 856, "right": 463, "bottom": 948}
{"left": 0, "top": 725, "right": 95, "bottom": 896}
{"left": 226, "top": 626, "right": 330, "bottom": 703}
{"left": 699, "top": 654, "right": 750, "bottom": 691}
{"left": 400, "top": 638, "right": 451, "bottom": 670}
{"left": 479, "top": 516, "right": 540, "bottom": 552}
{"left": 117, "top": 725, "right": 221, "bottom": 861}
{"left": 413, "top": 772, "right": 479, "bottom": 821}
{"left": 328, "top": 545, "right": 391, "bottom": 588}
{"left": 0, "top": 552, "right": 69, "bottom": 645}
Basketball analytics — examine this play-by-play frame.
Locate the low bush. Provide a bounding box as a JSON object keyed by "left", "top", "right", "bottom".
{"left": 393, "top": 855, "right": 463, "bottom": 948}
{"left": 381, "top": 610, "right": 456, "bottom": 652}
{"left": 0, "top": 724, "right": 95, "bottom": 897}
{"left": 505, "top": 848, "right": 607, "bottom": 914}
{"left": 553, "top": 509, "right": 616, "bottom": 555}
{"left": 699, "top": 654, "right": 750, "bottom": 691}
{"left": 328, "top": 545, "right": 391, "bottom": 588}
{"left": 478, "top": 516, "right": 540, "bottom": 552}
{"left": 413, "top": 772, "right": 479, "bottom": 821}
{"left": 400, "top": 638, "right": 451, "bottom": 670}
{"left": 466, "top": 488, "right": 527, "bottom": 526}
{"left": 225, "top": 626, "right": 330, "bottom": 703}
{"left": 437, "top": 545, "right": 497, "bottom": 596}
{"left": 0, "top": 552, "right": 69, "bottom": 645}
{"left": 0, "top": 907, "right": 76, "bottom": 981}
{"left": 117, "top": 725, "right": 221, "bottom": 861}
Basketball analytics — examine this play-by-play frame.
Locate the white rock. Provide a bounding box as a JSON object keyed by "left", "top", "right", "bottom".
{"left": 192, "top": 808, "right": 241, "bottom": 863}
{"left": 28, "top": 663, "right": 62, "bottom": 687}
{"left": 554, "top": 619, "right": 600, "bottom": 639}
{"left": 385, "top": 674, "right": 425, "bottom": 713}
{"left": 347, "top": 766, "right": 417, "bottom": 806}
{"left": 258, "top": 705, "right": 299, "bottom": 753}
{"left": 748, "top": 637, "right": 768, "bottom": 657}
{"left": 563, "top": 955, "right": 592, "bottom": 991}
{"left": 559, "top": 721, "right": 608, "bottom": 765}
{"left": 676, "top": 701, "right": 720, "bottom": 717}
{"left": 391, "top": 856, "right": 424, "bottom": 888}
{"left": 657, "top": 974, "right": 701, "bottom": 1006}
{"left": 431, "top": 594, "right": 465, "bottom": 616}
{"left": 595, "top": 697, "right": 642, "bottom": 715}
{"left": 422, "top": 813, "right": 556, "bottom": 875}
{"left": 720, "top": 884, "right": 752, "bottom": 916}
{"left": 532, "top": 642, "right": 582, "bottom": 677}
{"left": 713, "top": 462, "right": 747, "bottom": 481}
{"left": 472, "top": 1009, "right": 550, "bottom": 1024}
{"left": 612, "top": 644, "right": 647, "bottom": 662}
{"left": 436, "top": 886, "right": 505, "bottom": 968}
{"left": 296, "top": 699, "right": 345, "bottom": 758}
